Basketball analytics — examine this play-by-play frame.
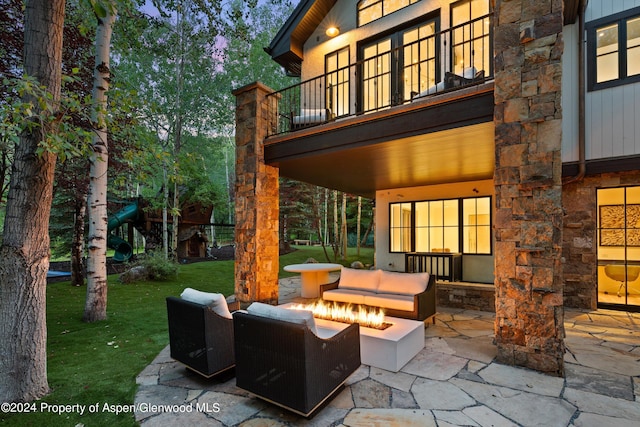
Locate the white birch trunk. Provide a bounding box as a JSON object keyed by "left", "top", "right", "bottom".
{"left": 85, "top": 8, "right": 116, "bottom": 322}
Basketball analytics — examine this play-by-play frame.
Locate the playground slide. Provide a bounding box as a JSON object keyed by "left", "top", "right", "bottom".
{"left": 107, "top": 201, "right": 139, "bottom": 262}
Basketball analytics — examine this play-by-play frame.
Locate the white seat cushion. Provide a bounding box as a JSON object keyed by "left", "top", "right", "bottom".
{"left": 322, "top": 288, "right": 377, "bottom": 305}
{"left": 377, "top": 271, "right": 429, "bottom": 296}
{"left": 247, "top": 302, "right": 317, "bottom": 336}
{"left": 364, "top": 294, "right": 415, "bottom": 312}
{"left": 180, "top": 287, "right": 232, "bottom": 319}
{"left": 293, "top": 108, "right": 328, "bottom": 124}
{"left": 338, "top": 267, "right": 381, "bottom": 292}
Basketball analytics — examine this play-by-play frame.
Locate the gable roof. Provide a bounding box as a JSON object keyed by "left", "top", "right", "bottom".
{"left": 265, "top": 0, "right": 337, "bottom": 76}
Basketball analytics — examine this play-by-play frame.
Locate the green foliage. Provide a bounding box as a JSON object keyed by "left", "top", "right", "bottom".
{"left": 1, "top": 74, "right": 95, "bottom": 162}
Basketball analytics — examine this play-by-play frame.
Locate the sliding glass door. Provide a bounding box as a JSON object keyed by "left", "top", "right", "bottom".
{"left": 597, "top": 186, "right": 640, "bottom": 309}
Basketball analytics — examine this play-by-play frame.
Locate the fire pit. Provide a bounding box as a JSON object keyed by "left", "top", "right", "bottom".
{"left": 288, "top": 300, "right": 392, "bottom": 330}
{"left": 280, "top": 301, "right": 425, "bottom": 372}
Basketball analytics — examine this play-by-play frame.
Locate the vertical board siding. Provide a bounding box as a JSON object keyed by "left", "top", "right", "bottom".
{"left": 584, "top": 0, "right": 640, "bottom": 160}
{"left": 562, "top": 23, "right": 579, "bottom": 162}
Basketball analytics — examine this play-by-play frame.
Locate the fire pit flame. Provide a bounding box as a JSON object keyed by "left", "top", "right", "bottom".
{"left": 290, "top": 300, "right": 389, "bottom": 330}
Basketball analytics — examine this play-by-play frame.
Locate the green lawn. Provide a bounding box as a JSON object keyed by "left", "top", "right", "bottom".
{"left": 0, "top": 246, "right": 372, "bottom": 426}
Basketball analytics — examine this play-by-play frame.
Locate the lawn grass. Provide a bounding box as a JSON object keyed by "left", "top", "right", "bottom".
{"left": 1, "top": 246, "right": 373, "bottom": 426}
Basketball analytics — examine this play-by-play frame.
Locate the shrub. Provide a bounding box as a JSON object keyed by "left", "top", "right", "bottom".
{"left": 120, "top": 255, "right": 179, "bottom": 283}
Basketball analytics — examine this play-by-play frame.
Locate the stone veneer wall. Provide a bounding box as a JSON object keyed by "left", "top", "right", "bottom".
{"left": 233, "top": 82, "right": 280, "bottom": 305}
{"left": 562, "top": 171, "right": 640, "bottom": 309}
{"left": 437, "top": 283, "right": 496, "bottom": 312}
{"left": 493, "top": 0, "right": 565, "bottom": 375}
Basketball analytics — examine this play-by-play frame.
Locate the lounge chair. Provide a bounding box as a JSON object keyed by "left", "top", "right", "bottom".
{"left": 233, "top": 304, "right": 361, "bottom": 417}
{"left": 166, "top": 292, "right": 239, "bottom": 378}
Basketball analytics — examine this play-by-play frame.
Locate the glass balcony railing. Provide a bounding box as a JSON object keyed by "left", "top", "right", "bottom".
{"left": 266, "top": 13, "right": 493, "bottom": 137}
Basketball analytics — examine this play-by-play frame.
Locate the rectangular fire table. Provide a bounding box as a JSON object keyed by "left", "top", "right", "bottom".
{"left": 279, "top": 303, "right": 425, "bottom": 372}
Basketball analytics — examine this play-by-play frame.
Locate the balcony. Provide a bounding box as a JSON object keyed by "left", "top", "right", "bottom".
{"left": 266, "top": 14, "right": 494, "bottom": 137}
{"left": 263, "top": 14, "right": 496, "bottom": 198}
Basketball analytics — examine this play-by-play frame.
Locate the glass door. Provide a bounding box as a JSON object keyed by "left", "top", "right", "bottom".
{"left": 596, "top": 186, "right": 640, "bottom": 309}
{"left": 362, "top": 38, "right": 392, "bottom": 112}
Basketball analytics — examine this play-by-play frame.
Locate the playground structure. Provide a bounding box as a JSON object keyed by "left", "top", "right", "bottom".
{"left": 107, "top": 198, "right": 226, "bottom": 262}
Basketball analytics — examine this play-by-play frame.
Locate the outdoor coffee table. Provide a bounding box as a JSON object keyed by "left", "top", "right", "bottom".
{"left": 283, "top": 263, "right": 342, "bottom": 298}
{"left": 279, "top": 303, "right": 424, "bottom": 372}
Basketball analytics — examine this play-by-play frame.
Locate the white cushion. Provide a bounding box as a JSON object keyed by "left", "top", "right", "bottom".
{"left": 322, "top": 288, "right": 377, "bottom": 305}
{"left": 180, "top": 288, "right": 232, "bottom": 319}
{"left": 377, "top": 271, "right": 429, "bottom": 296}
{"left": 416, "top": 80, "right": 446, "bottom": 98}
{"left": 293, "top": 109, "right": 328, "bottom": 124}
{"left": 462, "top": 66, "right": 477, "bottom": 79}
{"left": 364, "top": 294, "right": 415, "bottom": 312}
{"left": 338, "top": 267, "right": 381, "bottom": 292}
{"left": 247, "top": 302, "right": 317, "bottom": 335}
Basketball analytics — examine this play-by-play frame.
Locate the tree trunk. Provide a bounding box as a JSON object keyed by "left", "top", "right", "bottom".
{"left": 0, "top": 0, "right": 65, "bottom": 402}
{"left": 71, "top": 192, "right": 87, "bottom": 286}
{"left": 85, "top": 7, "right": 116, "bottom": 322}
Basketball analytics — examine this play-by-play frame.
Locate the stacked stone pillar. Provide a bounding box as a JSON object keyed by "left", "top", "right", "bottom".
{"left": 493, "top": 0, "right": 565, "bottom": 375}
{"left": 233, "top": 82, "right": 280, "bottom": 305}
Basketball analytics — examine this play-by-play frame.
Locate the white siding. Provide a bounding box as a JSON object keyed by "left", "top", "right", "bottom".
{"left": 579, "top": 0, "right": 640, "bottom": 160}
{"left": 562, "top": 22, "right": 580, "bottom": 162}
{"left": 585, "top": 0, "right": 640, "bottom": 22}
{"left": 586, "top": 79, "right": 640, "bottom": 160}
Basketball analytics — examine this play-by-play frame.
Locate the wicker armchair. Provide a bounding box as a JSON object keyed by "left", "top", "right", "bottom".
{"left": 166, "top": 296, "right": 240, "bottom": 378}
{"left": 233, "top": 310, "right": 361, "bottom": 418}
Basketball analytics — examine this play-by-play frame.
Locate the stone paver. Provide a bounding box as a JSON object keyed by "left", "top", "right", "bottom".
{"left": 136, "top": 277, "right": 640, "bottom": 426}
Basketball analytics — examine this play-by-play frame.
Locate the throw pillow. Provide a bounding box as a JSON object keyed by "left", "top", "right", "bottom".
{"left": 180, "top": 288, "right": 232, "bottom": 319}
{"left": 247, "top": 302, "right": 318, "bottom": 335}
{"left": 377, "top": 270, "right": 429, "bottom": 295}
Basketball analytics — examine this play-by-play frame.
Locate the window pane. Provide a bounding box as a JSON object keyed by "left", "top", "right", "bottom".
{"left": 415, "top": 227, "right": 429, "bottom": 251}
{"left": 596, "top": 23, "right": 619, "bottom": 83}
{"left": 462, "top": 197, "right": 491, "bottom": 254}
{"left": 452, "top": 2, "right": 469, "bottom": 26}
{"left": 627, "top": 17, "right": 640, "bottom": 76}
{"left": 415, "top": 202, "right": 429, "bottom": 226}
{"left": 444, "top": 227, "right": 459, "bottom": 252}
{"left": 360, "top": 3, "right": 382, "bottom": 26}
{"left": 597, "top": 52, "right": 620, "bottom": 82}
{"left": 476, "top": 225, "right": 491, "bottom": 253}
{"left": 390, "top": 203, "right": 412, "bottom": 252}
{"left": 471, "top": 0, "right": 489, "bottom": 19}
{"left": 386, "top": 0, "right": 411, "bottom": 16}
{"left": 444, "top": 200, "right": 459, "bottom": 226}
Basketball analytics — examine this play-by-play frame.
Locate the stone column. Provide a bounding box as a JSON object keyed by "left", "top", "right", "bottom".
{"left": 233, "top": 82, "right": 280, "bottom": 305}
{"left": 493, "top": 0, "right": 565, "bottom": 375}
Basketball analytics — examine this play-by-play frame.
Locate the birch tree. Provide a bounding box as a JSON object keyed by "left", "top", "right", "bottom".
{"left": 84, "top": 0, "right": 116, "bottom": 322}
{"left": 0, "top": 0, "right": 65, "bottom": 402}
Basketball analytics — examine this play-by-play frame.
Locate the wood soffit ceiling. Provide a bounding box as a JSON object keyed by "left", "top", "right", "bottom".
{"left": 273, "top": 122, "right": 496, "bottom": 199}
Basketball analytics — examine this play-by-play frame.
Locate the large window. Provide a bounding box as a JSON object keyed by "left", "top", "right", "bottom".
{"left": 360, "top": 19, "right": 438, "bottom": 112}
{"left": 451, "top": 0, "right": 491, "bottom": 77}
{"left": 587, "top": 7, "right": 640, "bottom": 91}
{"left": 358, "top": 0, "right": 421, "bottom": 27}
{"left": 390, "top": 196, "right": 492, "bottom": 254}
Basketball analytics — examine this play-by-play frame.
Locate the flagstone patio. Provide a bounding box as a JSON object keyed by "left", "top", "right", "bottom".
{"left": 135, "top": 275, "right": 640, "bottom": 426}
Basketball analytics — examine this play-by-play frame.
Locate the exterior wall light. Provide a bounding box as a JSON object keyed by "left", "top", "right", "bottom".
{"left": 326, "top": 26, "right": 340, "bottom": 37}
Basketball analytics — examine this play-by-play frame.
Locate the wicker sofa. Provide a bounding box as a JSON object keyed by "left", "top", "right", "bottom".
{"left": 233, "top": 303, "right": 361, "bottom": 418}
{"left": 166, "top": 290, "right": 240, "bottom": 378}
{"left": 320, "top": 267, "right": 436, "bottom": 322}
